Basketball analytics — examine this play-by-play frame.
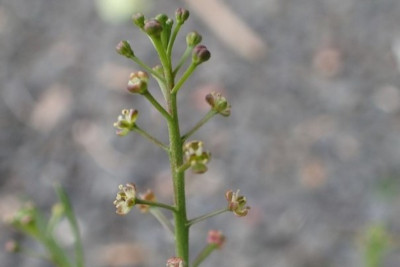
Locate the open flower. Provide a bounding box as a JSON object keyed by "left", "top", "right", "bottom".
{"left": 113, "top": 109, "right": 138, "bottom": 136}
{"left": 113, "top": 183, "right": 137, "bottom": 215}
{"left": 127, "top": 71, "right": 149, "bottom": 94}
{"left": 183, "top": 141, "right": 211, "bottom": 174}
{"left": 205, "top": 91, "right": 231, "bottom": 117}
{"left": 225, "top": 190, "right": 250, "bottom": 217}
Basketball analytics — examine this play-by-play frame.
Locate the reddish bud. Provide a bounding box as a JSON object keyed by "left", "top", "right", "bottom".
{"left": 192, "top": 45, "right": 211, "bottom": 65}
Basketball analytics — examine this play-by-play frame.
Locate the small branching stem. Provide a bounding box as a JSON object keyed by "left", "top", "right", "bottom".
{"left": 172, "top": 63, "right": 197, "bottom": 94}
{"left": 187, "top": 208, "right": 229, "bottom": 227}
{"left": 167, "top": 23, "right": 182, "bottom": 59}
{"left": 129, "top": 55, "right": 165, "bottom": 81}
{"left": 177, "top": 162, "right": 191, "bottom": 173}
{"left": 133, "top": 125, "right": 169, "bottom": 151}
{"left": 149, "top": 208, "right": 175, "bottom": 237}
{"left": 173, "top": 47, "right": 191, "bottom": 76}
{"left": 182, "top": 110, "right": 217, "bottom": 141}
{"left": 143, "top": 91, "right": 172, "bottom": 121}
{"left": 192, "top": 244, "right": 218, "bottom": 267}
{"left": 135, "top": 199, "right": 177, "bottom": 212}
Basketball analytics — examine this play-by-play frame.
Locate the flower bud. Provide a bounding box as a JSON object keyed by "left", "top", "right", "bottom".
{"left": 186, "top": 31, "right": 202, "bottom": 48}
{"left": 184, "top": 141, "right": 211, "bottom": 174}
{"left": 192, "top": 45, "right": 211, "bottom": 65}
{"left": 127, "top": 71, "right": 149, "bottom": 94}
{"left": 207, "top": 230, "right": 225, "bottom": 249}
{"left": 155, "top": 13, "right": 168, "bottom": 25}
{"left": 205, "top": 91, "right": 231, "bottom": 117}
{"left": 132, "top": 13, "right": 145, "bottom": 29}
{"left": 137, "top": 189, "right": 156, "bottom": 213}
{"left": 144, "top": 19, "right": 163, "bottom": 37}
{"left": 166, "top": 257, "right": 184, "bottom": 267}
{"left": 225, "top": 190, "right": 250, "bottom": 217}
{"left": 113, "top": 109, "right": 138, "bottom": 136}
{"left": 113, "top": 183, "right": 137, "bottom": 215}
{"left": 175, "top": 8, "right": 189, "bottom": 25}
{"left": 116, "top": 40, "right": 134, "bottom": 58}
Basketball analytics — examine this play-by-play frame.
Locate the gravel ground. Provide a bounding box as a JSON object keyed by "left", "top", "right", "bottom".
{"left": 1, "top": 0, "right": 400, "bottom": 266}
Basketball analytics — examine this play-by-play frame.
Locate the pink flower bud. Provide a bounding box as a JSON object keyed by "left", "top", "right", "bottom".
{"left": 207, "top": 230, "right": 225, "bottom": 249}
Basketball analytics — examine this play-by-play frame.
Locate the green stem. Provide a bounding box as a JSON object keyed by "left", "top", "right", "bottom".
{"left": 172, "top": 62, "right": 197, "bottom": 94}
{"left": 135, "top": 199, "right": 176, "bottom": 212}
{"left": 55, "top": 186, "right": 84, "bottom": 267}
{"left": 187, "top": 208, "right": 229, "bottom": 227}
{"left": 143, "top": 91, "right": 172, "bottom": 121}
{"left": 167, "top": 23, "right": 182, "bottom": 59}
{"left": 149, "top": 208, "right": 175, "bottom": 237}
{"left": 133, "top": 125, "right": 169, "bottom": 152}
{"left": 149, "top": 36, "right": 173, "bottom": 89}
{"left": 167, "top": 93, "right": 189, "bottom": 265}
{"left": 177, "top": 161, "right": 191, "bottom": 173}
{"left": 129, "top": 56, "right": 165, "bottom": 82}
{"left": 173, "top": 47, "right": 192, "bottom": 76}
{"left": 192, "top": 244, "right": 218, "bottom": 267}
{"left": 181, "top": 110, "right": 217, "bottom": 141}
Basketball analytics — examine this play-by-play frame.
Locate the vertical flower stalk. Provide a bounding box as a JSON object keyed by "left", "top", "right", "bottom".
{"left": 113, "top": 7, "right": 249, "bottom": 267}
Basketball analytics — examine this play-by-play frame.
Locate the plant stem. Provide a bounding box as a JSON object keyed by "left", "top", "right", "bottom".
{"left": 129, "top": 56, "right": 165, "bottom": 82}
{"left": 172, "top": 62, "right": 197, "bottom": 94}
{"left": 167, "top": 93, "right": 189, "bottom": 264}
{"left": 143, "top": 91, "right": 172, "bottom": 121}
{"left": 135, "top": 199, "right": 176, "bottom": 212}
{"left": 149, "top": 36, "right": 173, "bottom": 89}
{"left": 192, "top": 244, "right": 218, "bottom": 267}
{"left": 177, "top": 161, "right": 191, "bottom": 173}
{"left": 167, "top": 23, "right": 182, "bottom": 59}
{"left": 187, "top": 208, "right": 229, "bottom": 227}
{"left": 55, "top": 186, "right": 84, "bottom": 267}
{"left": 149, "top": 208, "right": 175, "bottom": 238}
{"left": 173, "top": 47, "right": 191, "bottom": 76}
{"left": 181, "top": 110, "right": 217, "bottom": 141}
{"left": 133, "top": 125, "right": 169, "bottom": 152}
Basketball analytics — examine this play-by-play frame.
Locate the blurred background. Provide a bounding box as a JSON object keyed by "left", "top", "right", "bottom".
{"left": 1, "top": 0, "right": 400, "bottom": 266}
